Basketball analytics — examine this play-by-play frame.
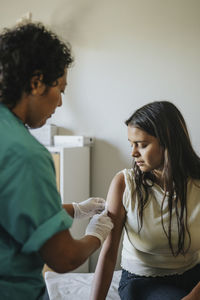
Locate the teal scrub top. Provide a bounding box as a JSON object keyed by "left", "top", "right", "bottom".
{"left": 0, "top": 103, "right": 73, "bottom": 300}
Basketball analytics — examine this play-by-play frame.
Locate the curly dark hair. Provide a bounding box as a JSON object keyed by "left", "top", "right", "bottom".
{"left": 125, "top": 101, "right": 200, "bottom": 256}
{"left": 0, "top": 22, "right": 73, "bottom": 108}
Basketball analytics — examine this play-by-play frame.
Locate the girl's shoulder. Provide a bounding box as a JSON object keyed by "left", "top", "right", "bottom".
{"left": 120, "top": 168, "right": 135, "bottom": 187}
{"left": 114, "top": 169, "right": 136, "bottom": 198}
{"left": 187, "top": 178, "right": 200, "bottom": 195}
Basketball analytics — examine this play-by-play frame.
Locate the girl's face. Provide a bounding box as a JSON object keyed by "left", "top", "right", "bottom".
{"left": 128, "top": 125, "right": 164, "bottom": 174}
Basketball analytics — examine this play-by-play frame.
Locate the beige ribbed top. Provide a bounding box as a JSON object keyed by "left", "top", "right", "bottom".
{"left": 121, "top": 169, "right": 200, "bottom": 276}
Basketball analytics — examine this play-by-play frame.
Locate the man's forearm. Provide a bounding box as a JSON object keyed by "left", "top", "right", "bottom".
{"left": 62, "top": 204, "right": 74, "bottom": 218}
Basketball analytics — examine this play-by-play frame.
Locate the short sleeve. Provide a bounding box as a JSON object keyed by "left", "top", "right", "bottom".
{"left": 122, "top": 168, "right": 135, "bottom": 209}
{"left": 0, "top": 145, "right": 73, "bottom": 253}
{"left": 22, "top": 209, "right": 72, "bottom": 253}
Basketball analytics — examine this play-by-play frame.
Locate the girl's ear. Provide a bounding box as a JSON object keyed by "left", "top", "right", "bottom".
{"left": 30, "top": 74, "right": 46, "bottom": 95}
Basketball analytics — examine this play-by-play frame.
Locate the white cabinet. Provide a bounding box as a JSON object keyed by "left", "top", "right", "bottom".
{"left": 47, "top": 146, "right": 90, "bottom": 273}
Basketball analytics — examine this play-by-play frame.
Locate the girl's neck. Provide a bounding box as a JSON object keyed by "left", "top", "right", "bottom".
{"left": 153, "top": 169, "right": 164, "bottom": 189}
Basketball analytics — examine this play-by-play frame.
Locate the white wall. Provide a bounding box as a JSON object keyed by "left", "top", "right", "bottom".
{"left": 1, "top": 0, "right": 200, "bottom": 271}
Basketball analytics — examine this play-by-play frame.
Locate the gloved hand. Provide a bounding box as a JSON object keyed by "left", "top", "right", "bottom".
{"left": 72, "top": 197, "right": 106, "bottom": 219}
{"left": 85, "top": 209, "right": 113, "bottom": 245}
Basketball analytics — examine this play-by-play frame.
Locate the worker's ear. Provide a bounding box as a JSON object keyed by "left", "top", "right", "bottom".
{"left": 30, "top": 73, "right": 46, "bottom": 95}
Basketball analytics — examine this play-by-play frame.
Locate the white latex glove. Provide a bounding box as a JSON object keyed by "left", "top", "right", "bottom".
{"left": 72, "top": 197, "right": 106, "bottom": 219}
{"left": 85, "top": 209, "right": 113, "bottom": 245}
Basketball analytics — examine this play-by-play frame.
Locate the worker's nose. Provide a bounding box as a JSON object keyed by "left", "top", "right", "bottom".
{"left": 58, "top": 95, "right": 62, "bottom": 107}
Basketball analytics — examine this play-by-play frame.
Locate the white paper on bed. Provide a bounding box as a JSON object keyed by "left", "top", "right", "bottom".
{"left": 45, "top": 270, "right": 121, "bottom": 300}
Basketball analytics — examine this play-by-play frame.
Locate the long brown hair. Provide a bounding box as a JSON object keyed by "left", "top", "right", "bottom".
{"left": 125, "top": 101, "right": 200, "bottom": 256}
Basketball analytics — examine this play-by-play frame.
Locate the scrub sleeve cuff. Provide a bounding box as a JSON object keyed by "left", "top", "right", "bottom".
{"left": 22, "top": 209, "right": 73, "bottom": 253}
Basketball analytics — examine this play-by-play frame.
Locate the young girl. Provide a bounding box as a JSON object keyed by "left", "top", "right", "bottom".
{"left": 90, "top": 101, "right": 200, "bottom": 300}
